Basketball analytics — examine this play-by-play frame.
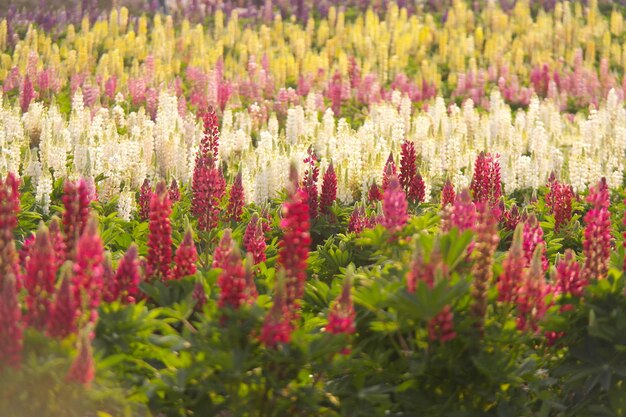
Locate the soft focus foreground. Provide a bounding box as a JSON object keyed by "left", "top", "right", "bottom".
{"left": 3, "top": 1, "right": 626, "bottom": 416}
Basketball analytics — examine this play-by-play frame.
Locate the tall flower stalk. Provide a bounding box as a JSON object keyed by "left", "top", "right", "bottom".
{"left": 146, "top": 181, "right": 173, "bottom": 281}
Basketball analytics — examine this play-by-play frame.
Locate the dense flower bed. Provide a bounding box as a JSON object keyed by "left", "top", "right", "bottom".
{"left": 3, "top": 1, "right": 626, "bottom": 416}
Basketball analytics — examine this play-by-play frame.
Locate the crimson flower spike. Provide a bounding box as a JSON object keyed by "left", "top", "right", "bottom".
{"left": 170, "top": 229, "right": 198, "bottom": 280}
{"left": 259, "top": 271, "right": 293, "bottom": 348}
{"left": 47, "top": 263, "right": 78, "bottom": 339}
{"left": 62, "top": 178, "right": 92, "bottom": 258}
{"left": 146, "top": 181, "right": 173, "bottom": 281}
{"left": 382, "top": 176, "right": 408, "bottom": 234}
{"left": 227, "top": 171, "right": 245, "bottom": 222}
{"left": 0, "top": 273, "right": 23, "bottom": 371}
{"left": 66, "top": 326, "right": 96, "bottom": 387}
{"left": 0, "top": 173, "right": 20, "bottom": 283}
{"left": 582, "top": 178, "right": 611, "bottom": 281}
{"left": 320, "top": 162, "right": 337, "bottom": 215}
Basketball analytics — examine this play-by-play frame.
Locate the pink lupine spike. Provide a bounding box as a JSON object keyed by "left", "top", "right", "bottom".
{"left": 72, "top": 217, "right": 105, "bottom": 325}
{"left": 303, "top": 147, "right": 320, "bottom": 220}
{"left": 522, "top": 215, "right": 548, "bottom": 272}
{"left": 381, "top": 153, "right": 397, "bottom": 191}
{"left": 217, "top": 244, "right": 247, "bottom": 310}
{"left": 582, "top": 178, "right": 611, "bottom": 281}
{"left": 146, "top": 181, "right": 173, "bottom": 281}
{"left": 139, "top": 179, "right": 152, "bottom": 221}
{"left": 170, "top": 229, "right": 198, "bottom": 280}
{"left": 199, "top": 106, "right": 220, "bottom": 159}
{"left": 441, "top": 189, "right": 477, "bottom": 237}
{"left": 555, "top": 250, "right": 586, "bottom": 298}
{"left": 441, "top": 179, "right": 456, "bottom": 207}
{"left": 244, "top": 214, "right": 267, "bottom": 265}
{"left": 23, "top": 224, "right": 59, "bottom": 330}
{"left": 0, "top": 273, "right": 23, "bottom": 370}
{"left": 428, "top": 305, "right": 456, "bottom": 344}
{"left": 320, "top": 162, "right": 337, "bottom": 215}
{"left": 516, "top": 245, "right": 549, "bottom": 333}
{"left": 213, "top": 229, "right": 233, "bottom": 269}
{"left": 546, "top": 178, "right": 574, "bottom": 231}
{"left": 47, "top": 264, "right": 78, "bottom": 339}
{"left": 49, "top": 217, "right": 67, "bottom": 270}
{"left": 20, "top": 75, "right": 35, "bottom": 113}
{"left": 227, "top": 172, "right": 245, "bottom": 222}
{"left": 327, "top": 276, "right": 355, "bottom": 335}
{"left": 409, "top": 173, "right": 426, "bottom": 204}
{"left": 368, "top": 181, "right": 383, "bottom": 203}
{"left": 470, "top": 152, "right": 502, "bottom": 209}
{"left": 259, "top": 273, "right": 293, "bottom": 348}
{"left": 278, "top": 187, "right": 311, "bottom": 311}
{"left": 110, "top": 245, "right": 142, "bottom": 304}
{"left": 382, "top": 176, "right": 408, "bottom": 233}
{"left": 66, "top": 327, "right": 95, "bottom": 387}
{"left": 62, "top": 179, "right": 92, "bottom": 258}
{"left": 0, "top": 173, "right": 20, "bottom": 284}
{"left": 399, "top": 140, "right": 418, "bottom": 196}
{"left": 348, "top": 204, "right": 367, "bottom": 234}
{"left": 497, "top": 224, "right": 526, "bottom": 303}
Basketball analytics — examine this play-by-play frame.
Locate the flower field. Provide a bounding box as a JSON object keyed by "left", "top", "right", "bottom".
{"left": 4, "top": 0, "right": 626, "bottom": 415}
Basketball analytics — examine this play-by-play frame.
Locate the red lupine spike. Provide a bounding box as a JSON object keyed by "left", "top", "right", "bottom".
{"left": 170, "top": 229, "right": 198, "bottom": 280}
{"left": 399, "top": 140, "right": 417, "bottom": 195}
{"left": 497, "top": 224, "right": 526, "bottom": 303}
{"left": 71, "top": 217, "right": 105, "bottom": 325}
{"left": 217, "top": 244, "right": 247, "bottom": 310}
{"left": 503, "top": 204, "right": 527, "bottom": 231}
{"left": 545, "top": 178, "right": 574, "bottom": 231}
{"left": 244, "top": 214, "right": 267, "bottom": 264}
{"left": 428, "top": 305, "right": 456, "bottom": 343}
{"left": 555, "top": 249, "right": 586, "bottom": 298}
{"left": 0, "top": 173, "right": 20, "bottom": 284}
{"left": 470, "top": 202, "right": 500, "bottom": 334}
{"left": 583, "top": 178, "right": 611, "bottom": 281}
{"left": 522, "top": 215, "right": 548, "bottom": 272}
{"left": 259, "top": 273, "right": 293, "bottom": 348}
{"left": 62, "top": 179, "right": 92, "bottom": 258}
{"left": 470, "top": 152, "right": 502, "bottom": 209}
{"left": 516, "top": 245, "right": 549, "bottom": 333}
{"left": 320, "top": 162, "right": 337, "bottom": 215}
{"left": 278, "top": 187, "right": 311, "bottom": 311}
{"left": 20, "top": 75, "right": 35, "bottom": 113}
{"left": 139, "top": 178, "right": 152, "bottom": 221}
{"left": 368, "top": 181, "right": 383, "bottom": 203}
{"left": 213, "top": 229, "right": 233, "bottom": 269}
{"left": 408, "top": 172, "right": 426, "bottom": 203}
{"left": 169, "top": 178, "right": 181, "bottom": 203}
{"left": 146, "top": 181, "right": 173, "bottom": 281}
{"left": 326, "top": 276, "right": 355, "bottom": 335}
{"left": 19, "top": 233, "right": 35, "bottom": 267}
{"left": 23, "top": 224, "right": 59, "bottom": 330}
{"left": 348, "top": 204, "right": 367, "bottom": 234}
{"left": 66, "top": 327, "right": 95, "bottom": 387}
{"left": 47, "top": 264, "right": 78, "bottom": 339}
{"left": 0, "top": 273, "right": 23, "bottom": 370}
{"left": 441, "top": 179, "right": 456, "bottom": 207}
{"left": 382, "top": 176, "right": 408, "bottom": 233}
{"left": 442, "top": 189, "right": 477, "bottom": 233}
{"left": 48, "top": 217, "right": 67, "bottom": 270}
{"left": 199, "top": 106, "right": 220, "bottom": 159}
{"left": 303, "top": 147, "right": 320, "bottom": 220}
{"left": 227, "top": 171, "right": 245, "bottom": 222}
{"left": 111, "top": 245, "right": 141, "bottom": 304}
{"left": 381, "top": 153, "right": 397, "bottom": 191}
{"left": 192, "top": 155, "right": 226, "bottom": 232}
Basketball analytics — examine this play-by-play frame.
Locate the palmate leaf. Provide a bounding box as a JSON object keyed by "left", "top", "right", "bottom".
{"left": 392, "top": 278, "right": 470, "bottom": 323}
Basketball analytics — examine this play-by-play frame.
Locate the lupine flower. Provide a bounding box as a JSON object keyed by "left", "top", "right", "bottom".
{"left": 348, "top": 204, "right": 368, "bottom": 234}
{"left": 217, "top": 244, "right": 248, "bottom": 310}
{"left": 381, "top": 153, "right": 397, "bottom": 191}
{"left": 555, "top": 249, "right": 586, "bottom": 298}
{"left": 516, "top": 245, "right": 549, "bottom": 333}
{"left": 470, "top": 152, "right": 502, "bottom": 209}
{"left": 191, "top": 155, "right": 226, "bottom": 232}
{"left": 170, "top": 229, "right": 198, "bottom": 280}
{"left": 227, "top": 172, "right": 245, "bottom": 222}
{"left": 72, "top": 218, "right": 105, "bottom": 324}
{"left": 0, "top": 274, "right": 23, "bottom": 370}
{"left": 382, "top": 176, "right": 408, "bottom": 233}
{"left": 497, "top": 223, "right": 526, "bottom": 303}
{"left": 66, "top": 328, "right": 95, "bottom": 387}
{"left": 441, "top": 179, "right": 456, "bottom": 207}
{"left": 522, "top": 215, "right": 548, "bottom": 272}
{"left": 244, "top": 214, "right": 266, "bottom": 264}
{"left": 320, "top": 162, "right": 337, "bottom": 215}
{"left": 139, "top": 179, "right": 152, "bottom": 221}
{"left": 200, "top": 106, "right": 220, "bottom": 159}
{"left": 278, "top": 187, "right": 311, "bottom": 310}
{"left": 169, "top": 179, "right": 181, "bottom": 203}
{"left": 326, "top": 277, "right": 355, "bottom": 335}
{"left": 110, "top": 245, "right": 141, "bottom": 304}
{"left": 368, "top": 181, "right": 383, "bottom": 203}
{"left": 48, "top": 265, "right": 78, "bottom": 339}
{"left": 428, "top": 305, "right": 456, "bottom": 343}
{"left": 545, "top": 178, "right": 574, "bottom": 231}
{"left": 146, "top": 182, "right": 173, "bottom": 281}
{"left": 0, "top": 173, "right": 20, "bottom": 282}
{"left": 19, "top": 233, "right": 35, "bottom": 266}
{"left": 399, "top": 140, "right": 418, "bottom": 196}
{"left": 213, "top": 229, "right": 233, "bottom": 269}
{"left": 23, "top": 224, "right": 58, "bottom": 330}
{"left": 20, "top": 75, "right": 35, "bottom": 113}
{"left": 62, "top": 179, "right": 92, "bottom": 258}
{"left": 582, "top": 178, "right": 611, "bottom": 281}
{"left": 470, "top": 202, "right": 500, "bottom": 334}
{"left": 441, "top": 189, "right": 477, "bottom": 234}
{"left": 303, "top": 147, "right": 320, "bottom": 219}
{"left": 48, "top": 217, "right": 67, "bottom": 270}
{"left": 503, "top": 204, "right": 526, "bottom": 231}
{"left": 259, "top": 274, "right": 293, "bottom": 348}
{"left": 409, "top": 173, "right": 426, "bottom": 203}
